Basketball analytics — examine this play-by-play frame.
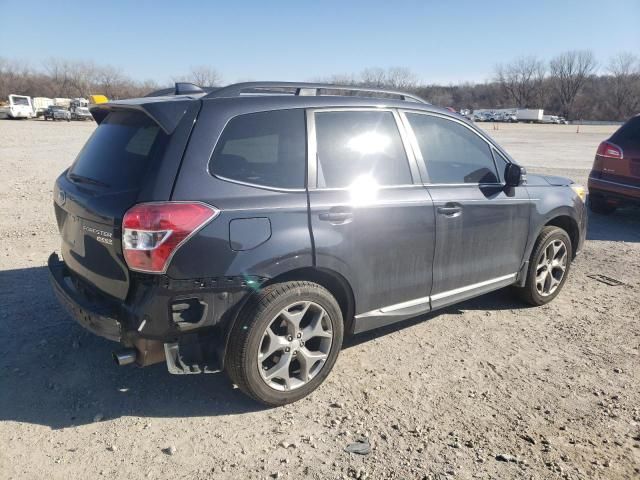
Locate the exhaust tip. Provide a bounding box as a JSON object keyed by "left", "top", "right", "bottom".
{"left": 113, "top": 349, "right": 137, "bottom": 366}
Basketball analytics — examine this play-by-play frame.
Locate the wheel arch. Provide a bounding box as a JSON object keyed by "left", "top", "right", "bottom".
{"left": 218, "top": 266, "right": 356, "bottom": 370}
{"left": 263, "top": 267, "right": 356, "bottom": 335}
{"left": 544, "top": 214, "right": 579, "bottom": 259}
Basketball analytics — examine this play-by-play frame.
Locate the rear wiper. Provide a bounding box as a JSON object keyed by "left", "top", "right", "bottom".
{"left": 68, "top": 173, "right": 110, "bottom": 188}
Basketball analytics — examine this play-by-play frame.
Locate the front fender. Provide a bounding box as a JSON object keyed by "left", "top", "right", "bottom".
{"left": 518, "top": 186, "right": 587, "bottom": 285}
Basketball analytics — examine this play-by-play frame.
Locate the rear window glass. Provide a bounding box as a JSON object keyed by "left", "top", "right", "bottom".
{"left": 612, "top": 116, "right": 640, "bottom": 143}
{"left": 68, "top": 111, "right": 168, "bottom": 190}
{"left": 209, "top": 109, "right": 306, "bottom": 189}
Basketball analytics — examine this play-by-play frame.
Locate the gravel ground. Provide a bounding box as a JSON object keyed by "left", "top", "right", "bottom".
{"left": 0, "top": 119, "right": 639, "bottom": 480}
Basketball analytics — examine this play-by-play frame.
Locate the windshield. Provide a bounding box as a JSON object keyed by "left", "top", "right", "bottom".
{"left": 68, "top": 111, "right": 169, "bottom": 190}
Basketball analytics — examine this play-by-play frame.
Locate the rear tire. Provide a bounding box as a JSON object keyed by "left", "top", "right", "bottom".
{"left": 225, "top": 281, "right": 343, "bottom": 406}
{"left": 514, "top": 226, "right": 572, "bottom": 306}
{"left": 588, "top": 195, "right": 616, "bottom": 215}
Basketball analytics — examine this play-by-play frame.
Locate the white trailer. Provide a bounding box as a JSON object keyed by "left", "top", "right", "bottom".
{"left": 32, "top": 97, "right": 54, "bottom": 117}
{"left": 53, "top": 98, "right": 72, "bottom": 108}
{"left": 516, "top": 109, "right": 544, "bottom": 123}
{"left": 0, "top": 95, "right": 34, "bottom": 119}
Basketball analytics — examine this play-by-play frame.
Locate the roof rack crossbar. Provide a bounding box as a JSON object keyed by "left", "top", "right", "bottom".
{"left": 202, "top": 82, "right": 428, "bottom": 104}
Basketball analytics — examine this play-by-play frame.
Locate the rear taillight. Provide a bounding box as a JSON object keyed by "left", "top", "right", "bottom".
{"left": 596, "top": 141, "right": 623, "bottom": 159}
{"left": 122, "top": 202, "right": 219, "bottom": 273}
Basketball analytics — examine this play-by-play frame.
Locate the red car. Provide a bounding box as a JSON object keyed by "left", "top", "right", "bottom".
{"left": 588, "top": 115, "right": 640, "bottom": 214}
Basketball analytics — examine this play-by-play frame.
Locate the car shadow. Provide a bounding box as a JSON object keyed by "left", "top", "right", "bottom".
{"left": 0, "top": 266, "right": 264, "bottom": 430}
{"left": 0, "top": 264, "right": 528, "bottom": 429}
{"left": 587, "top": 206, "right": 640, "bottom": 243}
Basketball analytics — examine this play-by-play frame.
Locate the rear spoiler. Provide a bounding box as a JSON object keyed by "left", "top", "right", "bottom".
{"left": 90, "top": 97, "right": 194, "bottom": 135}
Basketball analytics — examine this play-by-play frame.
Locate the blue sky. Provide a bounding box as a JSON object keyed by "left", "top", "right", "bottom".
{"left": 1, "top": 0, "right": 638, "bottom": 85}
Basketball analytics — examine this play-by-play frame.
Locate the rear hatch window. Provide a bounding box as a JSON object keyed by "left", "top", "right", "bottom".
{"left": 58, "top": 110, "right": 172, "bottom": 300}
{"left": 69, "top": 111, "right": 169, "bottom": 190}
{"left": 611, "top": 116, "right": 640, "bottom": 145}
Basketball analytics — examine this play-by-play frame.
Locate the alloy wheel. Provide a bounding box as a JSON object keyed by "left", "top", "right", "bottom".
{"left": 535, "top": 239, "right": 568, "bottom": 296}
{"left": 257, "top": 301, "right": 333, "bottom": 391}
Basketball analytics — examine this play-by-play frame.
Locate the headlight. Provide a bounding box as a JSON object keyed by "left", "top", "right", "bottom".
{"left": 571, "top": 184, "right": 586, "bottom": 202}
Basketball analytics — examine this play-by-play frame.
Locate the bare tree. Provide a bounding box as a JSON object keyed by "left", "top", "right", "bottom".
{"left": 360, "top": 67, "right": 416, "bottom": 90}
{"left": 549, "top": 50, "right": 597, "bottom": 119}
{"left": 174, "top": 66, "right": 221, "bottom": 87}
{"left": 95, "top": 65, "right": 124, "bottom": 99}
{"left": 607, "top": 52, "right": 640, "bottom": 120}
{"left": 0, "top": 58, "right": 33, "bottom": 98}
{"left": 384, "top": 67, "right": 417, "bottom": 90}
{"left": 495, "top": 56, "right": 546, "bottom": 108}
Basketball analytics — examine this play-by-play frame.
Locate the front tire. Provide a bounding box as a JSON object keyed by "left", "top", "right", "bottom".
{"left": 514, "top": 226, "right": 572, "bottom": 306}
{"left": 225, "top": 281, "right": 344, "bottom": 406}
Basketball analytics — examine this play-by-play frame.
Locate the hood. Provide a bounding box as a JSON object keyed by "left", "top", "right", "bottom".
{"left": 526, "top": 173, "right": 574, "bottom": 187}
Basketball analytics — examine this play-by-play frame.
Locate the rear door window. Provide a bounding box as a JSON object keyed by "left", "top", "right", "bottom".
{"left": 209, "top": 109, "right": 306, "bottom": 189}
{"left": 69, "top": 111, "right": 168, "bottom": 190}
{"left": 612, "top": 116, "right": 640, "bottom": 144}
{"left": 406, "top": 113, "right": 499, "bottom": 184}
{"left": 314, "top": 110, "right": 412, "bottom": 188}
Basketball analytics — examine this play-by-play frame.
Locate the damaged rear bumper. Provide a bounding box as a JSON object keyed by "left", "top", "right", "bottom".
{"left": 48, "top": 252, "right": 264, "bottom": 373}
{"left": 48, "top": 252, "right": 122, "bottom": 342}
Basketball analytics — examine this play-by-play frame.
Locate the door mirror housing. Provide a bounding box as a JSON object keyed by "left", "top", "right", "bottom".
{"left": 504, "top": 163, "right": 524, "bottom": 187}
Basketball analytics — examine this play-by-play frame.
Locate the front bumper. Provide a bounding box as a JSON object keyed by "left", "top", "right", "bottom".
{"left": 48, "top": 253, "right": 121, "bottom": 342}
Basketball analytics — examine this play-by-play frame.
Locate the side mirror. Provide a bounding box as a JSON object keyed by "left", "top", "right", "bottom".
{"left": 504, "top": 163, "right": 524, "bottom": 187}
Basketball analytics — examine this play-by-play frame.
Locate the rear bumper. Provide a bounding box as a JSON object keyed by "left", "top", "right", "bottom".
{"left": 48, "top": 252, "right": 260, "bottom": 344}
{"left": 588, "top": 176, "right": 640, "bottom": 205}
{"left": 48, "top": 252, "right": 243, "bottom": 372}
{"left": 48, "top": 253, "right": 121, "bottom": 342}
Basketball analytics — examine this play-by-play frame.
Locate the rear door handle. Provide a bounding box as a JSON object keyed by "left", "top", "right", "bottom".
{"left": 437, "top": 204, "right": 462, "bottom": 216}
{"left": 319, "top": 209, "right": 353, "bottom": 223}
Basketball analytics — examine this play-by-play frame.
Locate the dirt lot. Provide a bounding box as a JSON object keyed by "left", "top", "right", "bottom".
{"left": 1, "top": 120, "right": 639, "bottom": 480}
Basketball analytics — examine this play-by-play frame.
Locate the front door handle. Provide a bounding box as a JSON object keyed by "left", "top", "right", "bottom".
{"left": 319, "top": 208, "right": 353, "bottom": 223}
{"left": 437, "top": 204, "right": 462, "bottom": 217}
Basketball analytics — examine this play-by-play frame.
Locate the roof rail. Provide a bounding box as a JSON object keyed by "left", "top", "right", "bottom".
{"left": 202, "top": 81, "right": 428, "bottom": 104}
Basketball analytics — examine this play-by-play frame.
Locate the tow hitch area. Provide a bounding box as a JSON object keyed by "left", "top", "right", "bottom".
{"left": 164, "top": 333, "right": 221, "bottom": 374}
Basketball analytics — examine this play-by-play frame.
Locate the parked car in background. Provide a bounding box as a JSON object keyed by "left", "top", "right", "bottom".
{"left": 473, "top": 112, "right": 491, "bottom": 122}
{"left": 557, "top": 116, "right": 569, "bottom": 125}
{"left": 44, "top": 105, "right": 71, "bottom": 122}
{"left": 0, "top": 94, "right": 34, "bottom": 119}
{"left": 72, "top": 106, "right": 92, "bottom": 120}
{"left": 49, "top": 81, "right": 587, "bottom": 406}
{"left": 588, "top": 115, "right": 640, "bottom": 214}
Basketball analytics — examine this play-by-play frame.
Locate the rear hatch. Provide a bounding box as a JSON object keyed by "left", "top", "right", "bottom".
{"left": 601, "top": 116, "right": 640, "bottom": 187}
{"left": 54, "top": 101, "right": 198, "bottom": 300}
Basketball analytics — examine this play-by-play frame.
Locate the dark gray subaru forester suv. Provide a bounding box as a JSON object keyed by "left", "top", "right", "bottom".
{"left": 49, "top": 82, "right": 587, "bottom": 405}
